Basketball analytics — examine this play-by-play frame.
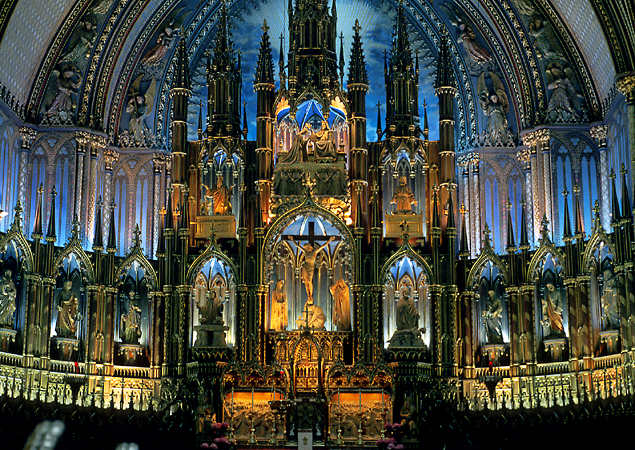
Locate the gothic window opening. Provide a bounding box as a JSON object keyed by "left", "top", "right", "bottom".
{"left": 482, "top": 166, "right": 501, "bottom": 252}
{"left": 116, "top": 261, "right": 151, "bottom": 365}
{"left": 475, "top": 261, "right": 508, "bottom": 365}
{"left": 27, "top": 147, "right": 47, "bottom": 234}
{"left": 134, "top": 165, "right": 151, "bottom": 256}
{"left": 0, "top": 241, "right": 25, "bottom": 351}
{"left": 534, "top": 253, "right": 568, "bottom": 362}
{"left": 554, "top": 144, "right": 573, "bottom": 244}
{"left": 54, "top": 145, "right": 74, "bottom": 245}
{"left": 580, "top": 145, "right": 598, "bottom": 233}
{"left": 113, "top": 168, "right": 128, "bottom": 255}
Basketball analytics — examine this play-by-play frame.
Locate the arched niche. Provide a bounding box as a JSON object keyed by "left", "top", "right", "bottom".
{"left": 51, "top": 252, "right": 91, "bottom": 361}
{"left": 0, "top": 239, "right": 30, "bottom": 351}
{"left": 585, "top": 238, "right": 619, "bottom": 355}
{"left": 115, "top": 261, "right": 152, "bottom": 365}
{"left": 382, "top": 254, "right": 430, "bottom": 349}
{"left": 198, "top": 145, "right": 244, "bottom": 223}
{"left": 263, "top": 211, "right": 353, "bottom": 332}
{"left": 473, "top": 260, "right": 509, "bottom": 366}
{"left": 533, "top": 252, "right": 568, "bottom": 362}
{"left": 189, "top": 255, "right": 237, "bottom": 347}
{"left": 380, "top": 147, "right": 427, "bottom": 238}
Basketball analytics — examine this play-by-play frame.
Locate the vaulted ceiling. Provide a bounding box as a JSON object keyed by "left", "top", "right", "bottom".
{"left": 0, "top": 0, "right": 631, "bottom": 148}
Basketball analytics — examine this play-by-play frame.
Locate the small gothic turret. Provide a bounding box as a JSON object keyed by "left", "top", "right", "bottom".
{"left": 31, "top": 183, "right": 43, "bottom": 238}
{"left": 519, "top": 199, "right": 530, "bottom": 250}
{"left": 506, "top": 201, "right": 516, "bottom": 251}
{"left": 562, "top": 187, "right": 572, "bottom": 240}
{"left": 170, "top": 38, "right": 191, "bottom": 191}
{"left": 384, "top": 4, "right": 418, "bottom": 137}
{"left": 207, "top": 2, "right": 242, "bottom": 138}
{"left": 459, "top": 205, "right": 470, "bottom": 258}
{"left": 106, "top": 202, "right": 117, "bottom": 252}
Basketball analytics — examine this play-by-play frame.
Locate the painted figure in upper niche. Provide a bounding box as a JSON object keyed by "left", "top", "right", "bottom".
{"left": 0, "top": 270, "right": 17, "bottom": 328}
{"left": 396, "top": 287, "right": 419, "bottom": 331}
{"left": 290, "top": 235, "right": 335, "bottom": 303}
{"left": 56, "top": 280, "right": 80, "bottom": 338}
{"left": 540, "top": 282, "right": 564, "bottom": 337}
{"left": 601, "top": 269, "right": 619, "bottom": 330}
{"left": 390, "top": 176, "right": 417, "bottom": 214}
{"left": 270, "top": 280, "right": 288, "bottom": 331}
{"left": 482, "top": 289, "right": 503, "bottom": 344}
{"left": 120, "top": 291, "right": 142, "bottom": 345}
{"left": 330, "top": 279, "right": 351, "bottom": 331}
{"left": 212, "top": 175, "right": 232, "bottom": 215}
{"left": 477, "top": 72, "right": 513, "bottom": 146}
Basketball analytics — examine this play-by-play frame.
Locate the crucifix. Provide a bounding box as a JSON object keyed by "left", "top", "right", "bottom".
{"left": 282, "top": 221, "right": 340, "bottom": 304}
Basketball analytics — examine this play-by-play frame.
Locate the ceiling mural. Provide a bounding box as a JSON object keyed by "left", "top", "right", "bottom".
{"left": 10, "top": 0, "right": 614, "bottom": 148}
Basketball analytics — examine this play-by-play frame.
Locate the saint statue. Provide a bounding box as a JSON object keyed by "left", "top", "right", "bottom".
{"left": 481, "top": 289, "right": 503, "bottom": 344}
{"left": 200, "top": 183, "right": 214, "bottom": 215}
{"left": 197, "top": 289, "right": 224, "bottom": 325}
{"left": 120, "top": 291, "right": 142, "bottom": 345}
{"left": 310, "top": 120, "right": 336, "bottom": 158}
{"left": 540, "top": 283, "right": 564, "bottom": 336}
{"left": 278, "top": 122, "right": 311, "bottom": 164}
{"left": 330, "top": 279, "right": 351, "bottom": 331}
{"left": 270, "top": 280, "right": 288, "bottom": 331}
{"left": 390, "top": 176, "right": 417, "bottom": 214}
{"left": 0, "top": 270, "right": 17, "bottom": 328}
{"left": 290, "top": 236, "right": 335, "bottom": 303}
{"left": 396, "top": 287, "right": 419, "bottom": 331}
{"left": 600, "top": 269, "right": 619, "bottom": 330}
{"left": 296, "top": 300, "right": 326, "bottom": 330}
{"left": 212, "top": 175, "right": 232, "bottom": 215}
{"left": 55, "top": 280, "right": 80, "bottom": 338}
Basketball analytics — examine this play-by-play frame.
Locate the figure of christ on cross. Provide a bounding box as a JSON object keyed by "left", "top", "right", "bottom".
{"left": 282, "top": 221, "right": 340, "bottom": 305}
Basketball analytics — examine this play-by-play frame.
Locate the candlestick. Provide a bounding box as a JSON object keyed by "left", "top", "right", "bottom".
{"left": 251, "top": 386, "right": 254, "bottom": 409}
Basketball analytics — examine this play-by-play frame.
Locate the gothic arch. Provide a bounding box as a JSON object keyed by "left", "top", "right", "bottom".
{"left": 527, "top": 236, "right": 565, "bottom": 282}
{"left": 466, "top": 242, "right": 508, "bottom": 289}
{"left": 115, "top": 233, "right": 159, "bottom": 291}
{"left": 380, "top": 245, "right": 432, "bottom": 286}
{"left": 0, "top": 214, "right": 34, "bottom": 273}
{"left": 186, "top": 239, "right": 238, "bottom": 286}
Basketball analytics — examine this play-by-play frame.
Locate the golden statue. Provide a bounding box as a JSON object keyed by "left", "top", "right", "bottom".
{"left": 212, "top": 175, "right": 232, "bottom": 215}
{"left": 541, "top": 283, "right": 564, "bottom": 336}
{"left": 330, "top": 279, "right": 351, "bottom": 330}
{"left": 390, "top": 176, "right": 417, "bottom": 214}
{"left": 120, "top": 291, "right": 142, "bottom": 345}
{"left": 56, "top": 280, "right": 80, "bottom": 338}
{"left": 200, "top": 183, "right": 214, "bottom": 215}
{"left": 0, "top": 270, "right": 17, "bottom": 328}
{"left": 270, "top": 280, "right": 288, "bottom": 331}
{"left": 296, "top": 301, "right": 326, "bottom": 330}
{"left": 196, "top": 289, "right": 223, "bottom": 325}
{"left": 290, "top": 236, "right": 335, "bottom": 303}
{"left": 396, "top": 287, "right": 419, "bottom": 331}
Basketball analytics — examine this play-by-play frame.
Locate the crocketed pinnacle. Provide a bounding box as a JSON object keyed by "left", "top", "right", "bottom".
{"left": 562, "top": 187, "right": 572, "bottom": 239}
{"left": 347, "top": 20, "right": 368, "bottom": 85}
{"left": 255, "top": 20, "right": 274, "bottom": 84}
{"left": 107, "top": 202, "right": 117, "bottom": 251}
{"left": 459, "top": 211, "right": 469, "bottom": 256}
{"left": 93, "top": 196, "right": 104, "bottom": 249}
{"left": 506, "top": 201, "right": 515, "bottom": 249}
{"left": 574, "top": 188, "right": 584, "bottom": 236}
{"left": 446, "top": 192, "right": 455, "bottom": 229}
{"left": 32, "top": 183, "right": 43, "bottom": 237}
{"left": 389, "top": 4, "right": 414, "bottom": 79}
{"left": 611, "top": 171, "right": 620, "bottom": 223}
{"left": 519, "top": 199, "right": 529, "bottom": 248}
{"left": 212, "top": 2, "right": 235, "bottom": 73}
{"left": 46, "top": 187, "right": 57, "bottom": 240}
{"left": 435, "top": 28, "right": 456, "bottom": 89}
{"left": 621, "top": 166, "right": 632, "bottom": 219}
{"left": 174, "top": 38, "right": 190, "bottom": 90}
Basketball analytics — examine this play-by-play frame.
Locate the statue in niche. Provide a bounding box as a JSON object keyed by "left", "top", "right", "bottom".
{"left": 270, "top": 280, "right": 288, "bottom": 331}
{"left": 390, "top": 176, "right": 417, "bottom": 214}
{"left": 330, "top": 279, "right": 351, "bottom": 331}
{"left": 120, "top": 290, "right": 142, "bottom": 345}
{"left": 278, "top": 122, "right": 311, "bottom": 164}
{"left": 310, "top": 120, "right": 336, "bottom": 158}
{"left": 477, "top": 72, "right": 513, "bottom": 147}
{"left": 196, "top": 289, "right": 223, "bottom": 325}
{"left": 55, "top": 280, "right": 80, "bottom": 338}
{"left": 481, "top": 289, "right": 503, "bottom": 344}
{"left": 0, "top": 270, "right": 16, "bottom": 328}
{"left": 290, "top": 235, "right": 335, "bottom": 304}
{"left": 601, "top": 269, "right": 619, "bottom": 330}
{"left": 200, "top": 183, "right": 214, "bottom": 215}
{"left": 540, "top": 282, "right": 564, "bottom": 337}
{"left": 211, "top": 175, "right": 232, "bottom": 215}
{"left": 396, "top": 287, "right": 419, "bottom": 331}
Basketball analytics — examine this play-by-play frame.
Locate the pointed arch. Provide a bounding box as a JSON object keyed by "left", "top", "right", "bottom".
{"left": 0, "top": 228, "right": 34, "bottom": 273}
{"left": 53, "top": 241, "right": 94, "bottom": 283}
{"left": 527, "top": 239, "right": 565, "bottom": 282}
{"left": 186, "top": 239, "right": 238, "bottom": 286}
{"left": 115, "top": 244, "right": 158, "bottom": 291}
{"left": 467, "top": 246, "right": 508, "bottom": 289}
{"left": 380, "top": 245, "right": 432, "bottom": 286}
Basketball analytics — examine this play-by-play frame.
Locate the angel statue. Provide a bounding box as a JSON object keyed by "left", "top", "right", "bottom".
{"left": 44, "top": 64, "right": 81, "bottom": 124}
{"left": 125, "top": 76, "right": 157, "bottom": 145}
{"left": 545, "top": 62, "right": 582, "bottom": 123}
{"left": 478, "top": 72, "right": 514, "bottom": 147}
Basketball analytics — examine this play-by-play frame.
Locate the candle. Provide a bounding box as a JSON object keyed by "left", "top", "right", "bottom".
{"left": 251, "top": 387, "right": 254, "bottom": 409}
{"left": 272, "top": 383, "right": 275, "bottom": 401}
{"left": 359, "top": 388, "right": 362, "bottom": 410}
{"left": 338, "top": 388, "right": 341, "bottom": 407}
{"left": 231, "top": 386, "right": 234, "bottom": 414}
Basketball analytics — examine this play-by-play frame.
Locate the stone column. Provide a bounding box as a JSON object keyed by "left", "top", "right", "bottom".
{"left": 470, "top": 153, "right": 481, "bottom": 255}
{"left": 616, "top": 74, "right": 635, "bottom": 190}
{"left": 102, "top": 149, "right": 119, "bottom": 241}
{"left": 458, "top": 154, "right": 470, "bottom": 249}
{"left": 74, "top": 132, "right": 89, "bottom": 230}
{"left": 516, "top": 147, "right": 533, "bottom": 245}
{"left": 85, "top": 136, "right": 106, "bottom": 244}
{"left": 536, "top": 129, "right": 553, "bottom": 228}
{"left": 152, "top": 153, "right": 167, "bottom": 258}
{"left": 590, "top": 125, "right": 610, "bottom": 230}
{"left": 18, "top": 127, "right": 37, "bottom": 219}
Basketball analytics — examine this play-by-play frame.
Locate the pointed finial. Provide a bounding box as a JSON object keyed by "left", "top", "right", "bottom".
{"left": 400, "top": 219, "right": 409, "bottom": 241}
{"left": 70, "top": 213, "right": 80, "bottom": 241}
{"left": 505, "top": 198, "right": 515, "bottom": 250}
{"left": 132, "top": 224, "right": 142, "bottom": 249}
{"left": 459, "top": 204, "right": 469, "bottom": 257}
{"left": 107, "top": 201, "right": 117, "bottom": 251}
{"left": 376, "top": 100, "right": 382, "bottom": 140}
{"left": 540, "top": 214, "right": 550, "bottom": 242}
{"left": 262, "top": 19, "right": 269, "bottom": 33}
{"left": 209, "top": 222, "right": 217, "bottom": 247}
{"left": 93, "top": 196, "right": 104, "bottom": 249}
{"left": 9, "top": 200, "right": 22, "bottom": 233}
{"left": 46, "top": 187, "right": 57, "bottom": 240}
{"left": 353, "top": 19, "right": 361, "bottom": 35}
{"left": 592, "top": 200, "right": 601, "bottom": 230}
{"left": 32, "top": 183, "right": 44, "bottom": 237}
{"left": 482, "top": 222, "right": 492, "bottom": 248}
